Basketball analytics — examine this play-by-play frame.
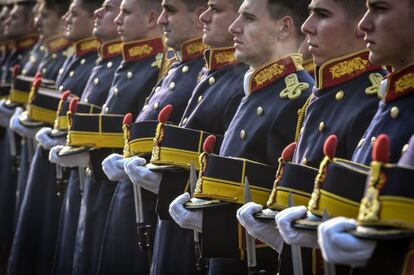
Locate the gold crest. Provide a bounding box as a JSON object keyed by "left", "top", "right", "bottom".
{"left": 280, "top": 73, "right": 309, "bottom": 99}
{"left": 129, "top": 44, "right": 153, "bottom": 57}
{"left": 365, "top": 73, "right": 383, "bottom": 98}
{"left": 395, "top": 73, "right": 414, "bottom": 93}
{"left": 254, "top": 64, "right": 285, "bottom": 86}
{"left": 214, "top": 52, "right": 235, "bottom": 65}
{"left": 330, "top": 57, "right": 368, "bottom": 79}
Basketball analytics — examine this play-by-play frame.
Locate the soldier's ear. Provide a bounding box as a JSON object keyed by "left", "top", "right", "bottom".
{"left": 146, "top": 10, "right": 160, "bottom": 28}
{"left": 277, "top": 16, "right": 294, "bottom": 40}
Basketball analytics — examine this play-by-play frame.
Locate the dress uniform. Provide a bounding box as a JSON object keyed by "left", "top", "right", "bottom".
{"left": 200, "top": 55, "right": 314, "bottom": 274}
{"left": 7, "top": 40, "right": 122, "bottom": 275}
{"left": 0, "top": 34, "right": 39, "bottom": 274}
{"left": 55, "top": 37, "right": 100, "bottom": 96}
{"left": 20, "top": 38, "right": 46, "bottom": 77}
{"left": 68, "top": 36, "right": 166, "bottom": 275}
{"left": 270, "top": 51, "right": 386, "bottom": 275}
{"left": 352, "top": 64, "right": 414, "bottom": 164}
{"left": 98, "top": 38, "right": 207, "bottom": 275}
{"left": 38, "top": 35, "right": 72, "bottom": 80}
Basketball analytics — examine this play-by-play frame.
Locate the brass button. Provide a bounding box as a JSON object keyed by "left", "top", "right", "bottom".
{"left": 52, "top": 53, "right": 57, "bottom": 59}
{"left": 69, "top": 71, "right": 75, "bottom": 77}
{"left": 256, "top": 106, "right": 264, "bottom": 116}
{"left": 22, "top": 69, "right": 27, "bottom": 75}
{"left": 319, "top": 122, "right": 325, "bottom": 133}
{"left": 84, "top": 98, "right": 88, "bottom": 103}
{"left": 182, "top": 65, "right": 189, "bottom": 73}
{"left": 357, "top": 138, "right": 365, "bottom": 148}
{"left": 371, "top": 136, "right": 377, "bottom": 145}
{"left": 209, "top": 77, "right": 216, "bottom": 85}
{"left": 40, "top": 46, "right": 45, "bottom": 51}
{"left": 41, "top": 68, "right": 47, "bottom": 74}
{"left": 390, "top": 106, "right": 399, "bottom": 119}
{"left": 105, "top": 107, "right": 109, "bottom": 113}
{"left": 240, "top": 130, "right": 246, "bottom": 140}
{"left": 182, "top": 117, "right": 188, "bottom": 125}
{"left": 142, "top": 105, "right": 148, "bottom": 111}
{"left": 127, "top": 72, "right": 133, "bottom": 79}
{"left": 335, "top": 90, "right": 344, "bottom": 101}
{"left": 154, "top": 102, "right": 159, "bottom": 110}
{"left": 59, "top": 85, "right": 64, "bottom": 92}
{"left": 94, "top": 78, "right": 99, "bottom": 85}
{"left": 198, "top": 95, "right": 203, "bottom": 103}
{"left": 114, "top": 87, "right": 119, "bottom": 96}
{"left": 80, "top": 58, "right": 86, "bottom": 64}
{"left": 58, "top": 68, "right": 64, "bottom": 75}
{"left": 169, "top": 82, "right": 176, "bottom": 90}
{"left": 107, "top": 61, "right": 113, "bottom": 68}
{"left": 302, "top": 158, "right": 308, "bottom": 165}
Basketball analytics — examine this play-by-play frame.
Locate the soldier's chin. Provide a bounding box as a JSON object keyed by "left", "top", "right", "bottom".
{"left": 234, "top": 51, "right": 248, "bottom": 64}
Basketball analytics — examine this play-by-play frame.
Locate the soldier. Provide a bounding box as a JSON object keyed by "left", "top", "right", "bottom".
{"left": 0, "top": 0, "right": 38, "bottom": 271}
{"left": 101, "top": 0, "right": 247, "bottom": 274}
{"left": 48, "top": 1, "right": 167, "bottom": 274}
{"left": 238, "top": 0, "right": 387, "bottom": 274}
{"left": 168, "top": 0, "right": 313, "bottom": 273}
{"left": 317, "top": 0, "right": 414, "bottom": 273}
{"left": 6, "top": 0, "right": 125, "bottom": 273}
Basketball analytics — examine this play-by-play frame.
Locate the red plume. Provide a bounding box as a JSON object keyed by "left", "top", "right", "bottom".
{"left": 32, "top": 78, "right": 42, "bottom": 90}
{"left": 203, "top": 135, "right": 216, "bottom": 154}
{"left": 373, "top": 134, "right": 390, "bottom": 163}
{"left": 12, "top": 64, "right": 21, "bottom": 77}
{"left": 281, "top": 142, "right": 296, "bottom": 162}
{"left": 158, "top": 104, "right": 173, "bottom": 123}
{"left": 34, "top": 72, "right": 42, "bottom": 79}
{"left": 123, "top": 113, "right": 132, "bottom": 126}
{"left": 61, "top": 90, "right": 71, "bottom": 101}
{"left": 323, "top": 135, "right": 338, "bottom": 159}
{"left": 69, "top": 98, "right": 79, "bottom": 114}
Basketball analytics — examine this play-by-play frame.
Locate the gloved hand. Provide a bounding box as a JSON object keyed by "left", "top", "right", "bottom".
{"left": 0, "top": 99, "right": 15, "bottom": 128}
{"left": 318, "top": 217, "right": 376, "bottom": 267}
{"left": 169, "top": 193, "right": 203, "bottom": 232}
{"left": 237, "top": 202, "right": 283, "bottom": 252}
{"left": 275, "top": 206, "right": 318, "bottom": 248}
{"left": 102, "top": 153, "right": 144, "bottom": 181}
{"left": 9, "top": 107, "right": 41, "bottom": 138}
{"left": 124, "top": 156, "right": 162, "bottom": 194}
{"left": 35, "top": 127, "right": 66, "bottom": 150}
{"left": 49, "top": 145, "right": 90, "bottom": 167}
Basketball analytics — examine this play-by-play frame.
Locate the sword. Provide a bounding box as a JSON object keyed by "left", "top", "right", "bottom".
{"left": 322, "top": 210, "right": 336, "bottom": 275}
{"left": 8, "top": 128, "right": 19, "bottom": 174}
{"left": 243, "top": 177, "right": 266, "bottom": 275}
{"left": 26, "top": 137, "right": 34, "bottom": 162}
{"left": 288, "top": 192, "right": 304, "bottom": 275}
{"left": 189, "top": 162, "right": 208, "bottom": 272}
{"left": 79, "top": 167, "right": 86, "bottom": 195}
{"left": 132, "top": 166, "right": 153, "bottom": 264}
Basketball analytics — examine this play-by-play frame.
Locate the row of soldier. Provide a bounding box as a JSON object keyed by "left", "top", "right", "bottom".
{"left": 0, "top": 0, "right": 413, "bottom": 274}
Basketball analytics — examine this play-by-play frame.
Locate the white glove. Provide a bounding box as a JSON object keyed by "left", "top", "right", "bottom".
{"left": 169, "top": 193, "right": 203, "bottom": 232}
{"left": 102, "top": 153, "right": 141, "bottom": 181}
{"left": 35, "top": 127, "right": 66, "bottom": 150}
{"left": 49, "top": 145, "right": 90, "bottom": 167}
{"left": 237, "top": 202, "right": 283, "bottom": 252}
{"left": 0, "top": 99, "right": 15, "bottom": 128}
{"left": 275, "top": 206, "right": 318, "bottom": 248}
{"left": 318, "top": 217, "right": 376, "bottom": 267}
{"left": 9, "top": 107, "right": 41, "bottom": 138}
{"left": 124, "top": 156, "right": 162, "bottom": 194}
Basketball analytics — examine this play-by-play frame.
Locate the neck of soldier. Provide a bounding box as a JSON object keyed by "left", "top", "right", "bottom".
{"left": 124, "top": 27, "right": 163, "bottom": 43}
{"left": 250, "top": 38, "right": 299, "bottom": 70}
{"left": 392, "top": 54, "right": 414, "bottom": 71}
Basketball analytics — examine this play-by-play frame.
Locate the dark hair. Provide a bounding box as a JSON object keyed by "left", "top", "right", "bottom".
{"left": 181, "top": 0, "right": 207, "bottom": 11}
{"left": 44, "top": 0, "right": 70, "bottom": 16}
{"left": 16, "top": 1, "right": 37, "bottom": 22}
{"left": 333, "top": 0, "right": 366, "bottom": 19}
{"left": 267, "top": 0, "right": 310, "bottom": 40}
